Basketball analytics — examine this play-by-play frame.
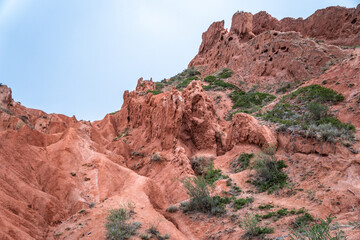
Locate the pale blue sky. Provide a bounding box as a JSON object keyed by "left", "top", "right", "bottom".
{"left": 0, "top": 0, "right": 358, "bottom": 120}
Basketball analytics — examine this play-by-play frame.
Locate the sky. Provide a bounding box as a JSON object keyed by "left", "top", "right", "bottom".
{"left": 0, "top": 0, "right": 358, "bottom": 121}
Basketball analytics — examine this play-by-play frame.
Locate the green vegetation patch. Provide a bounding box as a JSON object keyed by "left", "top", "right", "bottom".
{"left": 251, "top": 151, "right": 288, "bottom": 193}
{"left": 240, "top": 215, "right": 274, "bottom": 237}
{"left": 203, "top": 79, "right": 237, "bottom": 91}
{"left": 217, "top": 68, "right": 233, "bottom": 79}
{"left": 258, "top": 204, "right": 274, "bottom": 210}
{"left": 146, "top": 89, "right": 162, "bottom": 95}
{"left": 203, "top": 163, "right": 229, "bottom": 185}
{"left": 176, "top": 76, "right": 199, "bottom": 90}
{"left": 230, "top": 153, "right": 254, "bottom": 173}
{"left": 286, "top": 84, "right": 344, "bottom": 103}
{"left": 202, "top": 69, "right": 237, "bottom": 91}
{"left": 290, "top": 215, "right": 346, "bottom": 240}
{"left": 233, "top": 197, "right": 254, "bottom": 210}
{"left": 259, "top": 84, "right": 355, "bottom": 143}
{"left": 105, "top": 206, "right": 141, "bottom": 240}
{"left": 180, "top": 177, "right": 226, "bottom": 216}
{"left": 230, "top": 90, "right": 276, "bottom": 114}
{"left": 169, "top": 66, "right": 200, "bottom": 83}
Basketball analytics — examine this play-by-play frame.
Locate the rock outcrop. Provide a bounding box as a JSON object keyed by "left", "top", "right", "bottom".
{"left": 253, "top": 5, "right": 360, "bottom": 46}
{"left": 189, "top": 5, "right": 359, "bottom": 84}
{"left": 1, "top": 4, "right": 360, "bottom": 240}
{"left": 226, "top": 113, "right": 277, "bottom": 150}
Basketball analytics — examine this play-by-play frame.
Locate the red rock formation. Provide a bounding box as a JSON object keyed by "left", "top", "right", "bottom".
{"left": 190, "top": 29, "right": 344, "bottom": 86}
{"left": 1, "top": 4, "right": 360, "bottom": 240}
{"left": 190, "top": 5, "right": 359, "bottom": 84}
{"left": 135, "top": 77, "right": 156, "bottom": 92}
{"left": 226, "top": 112, "right": 277, "bottom": 150}
{"left": 230, "top": 11, "right": 255, "bottom": 42}
{"left": 198, "top": 21, "right": 226, "bottom": 55}
{"left": 253, "top": 5, "right": 360, "bottom": 46}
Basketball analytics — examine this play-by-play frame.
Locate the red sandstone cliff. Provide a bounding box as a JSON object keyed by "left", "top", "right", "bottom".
{"left": 1, "top": 4, "right": 360, "bottom": 240}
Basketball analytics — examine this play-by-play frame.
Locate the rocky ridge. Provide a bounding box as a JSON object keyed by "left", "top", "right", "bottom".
{"left": 1, "top": 4, "right": 360, "bottom": 240}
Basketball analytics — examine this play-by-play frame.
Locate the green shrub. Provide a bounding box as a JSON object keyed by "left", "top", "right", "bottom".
{"left": 251, "top": 153, "right": 287, "bottom": 193}
{"left": 290, "top": 215, "right": 345, "bottom": 240}
{"left": 180, "top": 177, "right": 225, "bottom": 215}
{"left": 233, "top": 197, "right": 253, "bottom": 210}
{"left": 293, "top": 213, "right": 315, "bottom": 228}
{"left": 240, "top": 215, "right": 274, "bottom": 236}
{"left": 169, "top": 67, "right": 200, "bottom": 83}
{"left": 258, "top": 212, "right": 275, "bottom": 219}
{"left": 306, "top": 102, "right": 329, "bottom": 121}
{"left": 176, "top": 78, "right": 193, "bottom": 90}
{"left": 277, "top": 208, "right": 288, "bottom": 216}
{"left": 155, "top": 82, "right": 165, "bottom": 90}
{"left": 147, "top": 89, "right": 162, "bottom": 95}
{"left": 305, "top": 123, "right": 355, "bottom": 143}
{"left": 203, "top": 163, "right": 228, "bottom": 185}
{"left": 204, "top": 75, "right": 216, "bottom": 83}
{"left": 203, "top": 79, "right": 237, "bottom": 91}
{"left": 166, "top": 205, "right": 178, "bottom": 213}
{"left": 259, "top": 85, "right": 354, "bottom": 143}
{"left": 258, "top": 204, "right": 274, "bottom": 210}
{"left": 230, "top": 90, "right": 276, "bottom": 113}
{"left": 230, "top": 153, "right": 254, "bottom": 173}
{"left": 212, "top": 196, "right": 232, "bottom": 206}
{"left": 286, "top": 84, "right": 344, "bottom": 104}
{"left": 105, "top": 207, "right": 140, "bottom": 240}
{"left": 217, "top": 68, "right": 233, "bottom": 79}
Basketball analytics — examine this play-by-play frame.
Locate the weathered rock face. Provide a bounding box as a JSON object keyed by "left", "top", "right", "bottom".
{"left": 135, "top": 77, "right": 156, "bottom": 92}
{"left": 190, "top": 5, "right": 359, "bottom": 84}
{"left": 230, "top": 11, "right": 255, "bottom": 42}
{"left": 198, "top": 20, "right": 226, "bottom": 55}
{"left": 190, "top": 29, "right": 344, "bottom": 86}
{"left": 1, "top": 4, "right": 360, "bottom": 240}
{"left": 253, "top": 5, "right": 360, "bottom": 46}
{"left": 105, "top": 80, "right": 223, "bottom": 153}
{"left": 226, "top": 113, "right": 277, "bottom": 150}
{"left": 0, "top": 85, "right": 13, "bottom": 109}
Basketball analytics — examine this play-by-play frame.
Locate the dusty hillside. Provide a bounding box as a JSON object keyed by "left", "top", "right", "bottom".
{"left": 1, "top": 4, "right": 360, "bottom": 240}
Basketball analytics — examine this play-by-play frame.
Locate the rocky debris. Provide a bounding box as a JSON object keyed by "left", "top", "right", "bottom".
{"left": 226, "top": 112, "right": 277, "bottom": 150}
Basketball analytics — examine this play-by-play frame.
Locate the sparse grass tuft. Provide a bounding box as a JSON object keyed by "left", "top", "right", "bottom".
{"left": 293, "top": 212, "right": 315, "bottom": 228}
{"left": 230, "top": 153, "right": 254, "bottom": 172}
{"left": 233, "top": 197, "right": 253, "bottom": 210}
{"left": 251, "top": 152, "right": 287, "bottom": 193}
{"left": 290, "top": 214, "right": 346, "bottom": 240}
{"left": 105, "top": 206, "right": 141, "bottom": 240}
{"left": 240, "top": 215, "right": 274, "bottom": 236}
{"left": 180, "top": 177, "right": 225, "bottom": 216}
